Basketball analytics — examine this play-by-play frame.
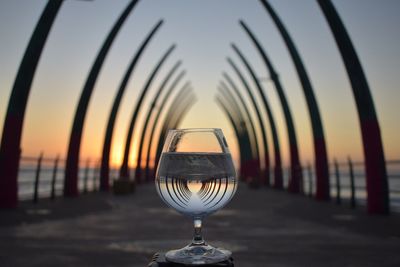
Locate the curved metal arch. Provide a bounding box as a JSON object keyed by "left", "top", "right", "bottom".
{"left": 171, "top": 96, "right": 197, "bottom": 129}
{"left": 154, "top": 93, "right": 195, "bottom": 173}
{"left": 149, "top": 94, "right": 196, "bottom": 179}
{"left": 221, "top": 77, "right": 260, "bottom": 163}
{"left": 217, "top": 86, "right": 253, "bottom": 163}
{"left": 215, "top": 96, "right": 244, "bottom": 154}
{"left": 259, "top": 0, "right": 330, "bottom": 199}
{"left": 216, "top": 90, "right": 253, "bottom": 180}
{"left": 218, "top": 81, "right": 259, "bottom": 160}
{"left": 120, "top": 44, "right": 176, "bottom": 179}
{"left": 218, "top": 87, "right": 258, "bottom": 183}
{"left": 239, "top": 20, "right": 303, "bottom": 193}
{"left": 134, "top": 61, "right": 184, "bottom": 183}
{"left": 220, "top": 81, "right": 260, "bottom": 178}
{"left": 317, "top": 0, "right": 389, "bottom": 214}
{"left": 215, "top": 96, "right": 247, "bottom": 178}
{"left": 144, "top": 81, "right": 190, "bottom": 181}
{"left": 227, "top": 58, "right": 270, "bottom": 186}
{"left": 0, "top": 0, "right": 63, "bottom": 208}
{"left": 231, "top": 44, "right": 283, "bottom": 188}
{"left": 222, "top": 73, "right": 262, "bottom": 185}
{"left": 154, "top": 88, "right": 194, "bottom": 172}
{"left": 155, "top": 88, "right": 194, "bottom": 156}
{"left": 100, "top": 20, "right": 164, "bottom": 191}
{"left": 64, "top": 0, "right": 139, "bottom": 197}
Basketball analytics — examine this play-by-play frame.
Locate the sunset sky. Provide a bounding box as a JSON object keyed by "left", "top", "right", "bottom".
{"left": 1, "top": 0, "right": 399, "bottom": 170}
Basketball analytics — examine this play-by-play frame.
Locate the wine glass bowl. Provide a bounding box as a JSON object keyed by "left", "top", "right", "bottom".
{"left": 155, "top": 128, "right": 237, "bottom": 264}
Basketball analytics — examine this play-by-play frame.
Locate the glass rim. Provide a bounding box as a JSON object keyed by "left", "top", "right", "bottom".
{"left": 167, "top": 128, "right": 222, "bottom": 133}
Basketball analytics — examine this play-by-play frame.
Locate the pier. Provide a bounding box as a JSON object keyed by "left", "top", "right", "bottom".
{"left": 1, "top": 184, "right": 400, "bottom": 266}
{"left": 1, "top": 1, "right": 400, "bottom": 266}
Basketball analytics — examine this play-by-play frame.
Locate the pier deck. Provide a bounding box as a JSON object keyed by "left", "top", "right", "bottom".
{"left": 1, "top": 183, "right": 399, "bottom": 267}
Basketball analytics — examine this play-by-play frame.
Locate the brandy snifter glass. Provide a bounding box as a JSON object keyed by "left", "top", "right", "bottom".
{"left": 155, "top": 128, "right": 237, "bottom": 264}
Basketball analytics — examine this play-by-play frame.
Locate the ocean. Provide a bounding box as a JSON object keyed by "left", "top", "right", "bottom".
{"left": 16, "top": 156, "right": 400, "bottom": 212}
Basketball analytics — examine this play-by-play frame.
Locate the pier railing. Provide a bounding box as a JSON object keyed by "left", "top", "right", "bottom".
{"left": 18, "top": 154, "right": 104, "bottom": 202}
{"left": 17, "top": 153, "right": 400, "bottom": 211}
{"left": 296, "top": 158, "right": 400, "bottom": 212}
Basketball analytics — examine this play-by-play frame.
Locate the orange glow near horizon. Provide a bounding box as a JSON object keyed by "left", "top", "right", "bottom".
{"left": 110, "top": 142, "right": 124, "bottom": 168}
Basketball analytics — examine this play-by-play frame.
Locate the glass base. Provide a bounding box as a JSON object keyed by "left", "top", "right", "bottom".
{"left": 165, "top": 243, "right": 231, "bottom": 265}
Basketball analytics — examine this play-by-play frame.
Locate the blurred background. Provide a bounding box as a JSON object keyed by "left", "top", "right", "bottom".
{"left": 0, "top": 0, "right": 399, "bottom": 205}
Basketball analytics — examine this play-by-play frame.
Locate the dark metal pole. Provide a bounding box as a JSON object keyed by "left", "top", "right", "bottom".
{"left": 217, "top": 86, "right": 254, "bottom": 179}
{"left": 348, "top": 157, "right": 356, "bottom": 208}
{"left": 307, "top": 163, "right": 313, "bottom": 197}
{"left": 134, "top": 63, "right": 184, "bottom": 183}
{"left": 239, "top": 20, "right": 303, "bottom": 193}
{"left": 227, "top": 58, "right": 270, "bottom": 187}
{"left": 83, "top": 159, "right": 90, "bottom": 194}
{"left": 334, "top": 158, "right": 341, "bottom": 205}
{"left": 317, "top": 0, "right": 389, "bottom": 214}
{"left": 100, "top": 20, "right": 163, "bottom": 191}
{"left": 50, "top": 155, "right": 59, "bottom": 200}
{"left": 0, "top": 0, "right": 63, "bottom": 208}
{"left": 231, "top": 44, "right": 284, "bottom": 189}
{"left": 144, "top": 81, "right": 190, "bottom": 181}
{"left": 300, "top": 168, "right": 305, "bottom": 194}
{"left": 92, "top": 161, "right": 99, "bottom": 192}
{"left": 33, "top": 152, "right": 44, "bottom": 204}
{"left": 65, "top": 0, "right": 139, "bottom": 197}
{"left": 120, "top": 44, "right": 176, "bottom": 179}
{"left": 221, "top": 75, "right": 262, "bottom": 185}
{"left": 259, "top": 0, "right": 330, "bottom": 199}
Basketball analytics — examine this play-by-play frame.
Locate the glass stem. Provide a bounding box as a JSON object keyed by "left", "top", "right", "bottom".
{"left": 192, "top": 218, "right": 205, "bottom": 245}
